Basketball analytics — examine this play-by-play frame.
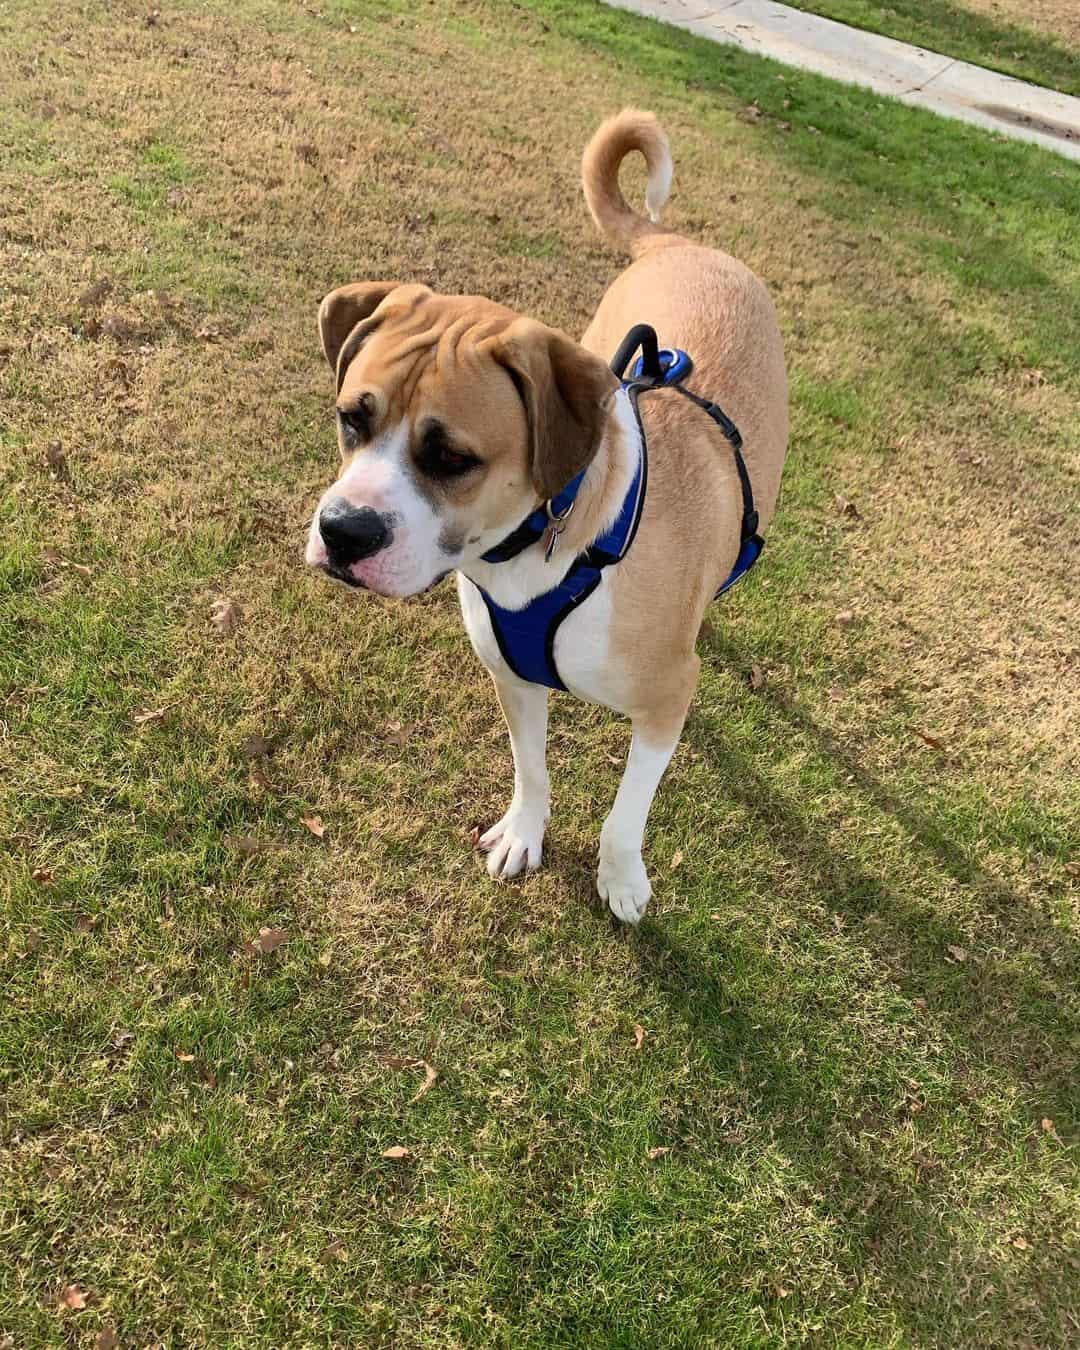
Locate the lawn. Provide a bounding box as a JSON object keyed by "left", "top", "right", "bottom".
{"left": 2, "top": 0, "right": 1079, "bottom": 1345}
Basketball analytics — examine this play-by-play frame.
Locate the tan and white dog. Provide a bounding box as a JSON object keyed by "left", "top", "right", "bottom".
{"left": 305, "top": 110, "right": 788, "bottom": 923}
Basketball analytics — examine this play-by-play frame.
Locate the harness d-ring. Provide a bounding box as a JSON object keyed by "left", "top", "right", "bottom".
{"left": 543, "top": 496, "right": 575, "bottom": 562}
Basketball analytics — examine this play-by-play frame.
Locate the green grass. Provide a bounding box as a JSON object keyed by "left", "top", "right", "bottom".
{"left": 783, "top": 0, "right": 1080, "bottom": 96}
{"left": 1, "top": 0, "right": 1079, "bottom": 1345}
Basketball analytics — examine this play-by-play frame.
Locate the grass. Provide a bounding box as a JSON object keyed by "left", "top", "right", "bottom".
{"left": 1, "top": 0, "right": 1079, "bottom": 1345}
{"left": 781, "top": 0, "right": 1080, "bottom": 96}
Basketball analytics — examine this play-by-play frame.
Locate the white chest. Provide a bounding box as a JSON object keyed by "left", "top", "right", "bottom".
{"left": 456, "top": 570, "right": 617, "bottom": 705}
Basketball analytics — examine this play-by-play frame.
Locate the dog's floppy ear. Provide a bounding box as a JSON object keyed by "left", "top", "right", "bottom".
{"left": 487, "top": 318, "right": 618, "bottom": 500}
{"left": 318, "top": 282, "right": 401, "bottom": 391}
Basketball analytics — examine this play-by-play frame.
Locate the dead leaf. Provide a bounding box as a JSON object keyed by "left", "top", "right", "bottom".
{"left": 381, "top": 1145, "right": 411, "bottom": 1160}
{"left": 633, "top": 1024, "right": 647, "bottom": 1051}
{"left": 24, "top": 929, "right": 42, "bottom": 953}
{"left": 31, "top": 866, "right": 55, "bottom": 884}
{"left": 242, "top": 733, "right": 273, "bottom": 759}
{"left": 1041, "top": 1117, "right": 1062, "bottom": 1143}
{"left": 410, "top": 1060, "right": 439, "bottom": 1104}
{"left": 1020, "top": 368, "right": 1044, "bottom": 387}
{"left": 834, "top": 495, "right": 859, "bottom": 518}
{"left": 376, "top": 1055, "right": 413, "bottom": 1070}
{"left": 95, "top": 1330, "right": 119, "bottom": 1350}
{"left": 828, "top": 686, "right": 844, "bottom": 702}
{"left": 175, "top": 1049, "right": 196, "bottom": 1062}
{"left": 915, "top": 729, "right": 947, "bottom": 751}
{"left": 913, "top": 997, "right": 928, "bottom": 1012}
{"left": 386, "top": 719, "right": 410, "bottom": 745}
{"left": 321, "top": 1239, "right": 347, "bottom": 1263}
{"left": 132, "top": 705, "right": 171, "bottom": 725}
{"left": 468, "top": 823, "right": 481, "bottom": 848}
{"left": 209, "top": 597, "right": 243, "bottom": 635}
{"left": 1011, "top": 1235, "right": 1031, "bottom": 1251}
{"left": 60, "top": 1284, "right": 88, "bottom": 1310}
{"left": 945, "top": 944, "right": 968, "bottom": 963}
{"left": 69, "top": 562, "right": 93, "bottom": 576}
{"left": 646, "top": 1146, "right": 671, "bottom": 1160}
{"left": 748, "top": 664, "right": 766, "bottom": 691}
{"left": 74, "top": 914, "right": 98, "bottom": 934}
{"left": 100, "top": 313, "right": 138, "bottom": 341}
{"left": 301, "top": 813, "right": 326, "bottom": 838}
{"left": 196, "top": 324, "right": 223, "bottom": 341}
{"left": 670, "top": 850, "right": 684, "bottom": 870}
{"left": 737, "top": 104, "right": 762, "bottom": 123}
{"left": 318, "top": 948, "right": 333, "bottom": 968}
{"left": 300, "top": 668, "right": 326, "bottom": 696}
{"left": 248, "top": 761, "right": 273, "bottom": 791}
{"left": 1064, "top": 861, "right": 1080, "bottom": 878}
{"left": 244, "top": 926, "right": 289, "bottom": 956}
{"left": 77, "top": 277, "right": 112, "bottom": 309}
{"left": 202, "top": 1069, "right": 218, "bottom": 1089}
{"left": 835, "top": 609, "right": 856, "bottom": 626}
{"left": 229, "top": 834, "right": 273, "bottom": 857}
{"left": 45, "top": 440, "right": 68, "bottom": 475}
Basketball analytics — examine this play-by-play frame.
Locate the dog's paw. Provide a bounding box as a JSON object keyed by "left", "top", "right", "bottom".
{"left": 479, "top": 807, "right": 546, "bottom": 880}
{"left": 597, "top": 852, "right": 652, "bottom": 924}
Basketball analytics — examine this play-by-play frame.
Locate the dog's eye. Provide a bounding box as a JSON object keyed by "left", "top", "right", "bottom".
{"left": 338, "top": 393, "right": 375, "bottom": 441}
{"left": 418, "top": 426, "right": 481, "bottom": 479}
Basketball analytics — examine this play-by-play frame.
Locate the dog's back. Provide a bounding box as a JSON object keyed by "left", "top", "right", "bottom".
{"left": 579, "top": 110, "right": 788, "bottom": 537}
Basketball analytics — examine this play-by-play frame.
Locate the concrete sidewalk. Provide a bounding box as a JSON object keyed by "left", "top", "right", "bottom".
{"left": 605, "top": 0, "right": 1080, "bottom": 161}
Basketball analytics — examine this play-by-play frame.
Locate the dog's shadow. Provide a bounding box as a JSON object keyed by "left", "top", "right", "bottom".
{"left": 561, "top": 629, "right": 1078, "bottom": 1329}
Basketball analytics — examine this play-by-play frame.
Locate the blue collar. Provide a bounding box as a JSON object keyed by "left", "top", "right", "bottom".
{"left": 480, "top": 470, "right": 587, "bottom": 565}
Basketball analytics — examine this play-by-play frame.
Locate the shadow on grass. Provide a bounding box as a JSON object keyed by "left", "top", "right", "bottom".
{"left": 588, "top": 620, "right": 1077, "bottom": 1333}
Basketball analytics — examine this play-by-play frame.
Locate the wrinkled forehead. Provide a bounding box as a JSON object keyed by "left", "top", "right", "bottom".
{"left": 338, "top": 293, "right": 524, "bottom": 435}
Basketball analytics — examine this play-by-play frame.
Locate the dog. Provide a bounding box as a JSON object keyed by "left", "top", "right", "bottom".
{"left": 305, "top": 109, "right": 788, "bottom": 923}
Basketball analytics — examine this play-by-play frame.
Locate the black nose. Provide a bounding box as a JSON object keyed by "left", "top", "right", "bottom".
{"left": 319, "top": 500, "right": 391, "bottom": 565}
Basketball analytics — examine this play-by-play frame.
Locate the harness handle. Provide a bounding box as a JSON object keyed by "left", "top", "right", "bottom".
{"left": 610, "top": 324, "right": 663, "bottom": 382}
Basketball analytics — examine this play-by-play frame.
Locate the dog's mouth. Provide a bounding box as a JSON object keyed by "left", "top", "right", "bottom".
{"left": 322, "top": 564, "right": 368, "bottom": 591}
{"left": 318, "top": 564, "right": 451, "bottom": 596}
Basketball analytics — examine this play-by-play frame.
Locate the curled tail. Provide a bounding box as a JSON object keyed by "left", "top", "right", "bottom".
{"left": 581, "top": 109, "right": 674, "bottom": 258}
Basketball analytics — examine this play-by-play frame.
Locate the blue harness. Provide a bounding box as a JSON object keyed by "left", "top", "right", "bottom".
{"left": 471, "top": 325, "right": 764, "bottom": 692}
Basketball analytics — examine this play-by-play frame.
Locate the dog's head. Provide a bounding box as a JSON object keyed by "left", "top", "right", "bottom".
{"left": 304, "top": 282, "right": 618, "bottom": 597}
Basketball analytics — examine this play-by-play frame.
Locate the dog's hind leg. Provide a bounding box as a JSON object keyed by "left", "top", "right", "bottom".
{"left": 598, "top": 659, "right": 697, "bottom": 924}
{"left": 479, "top": 676, "right": 551, "bottom": 879}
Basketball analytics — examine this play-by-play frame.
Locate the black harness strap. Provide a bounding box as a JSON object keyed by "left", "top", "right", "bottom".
{"left": 611, "top": 325, "right": 762, "bottom": 555}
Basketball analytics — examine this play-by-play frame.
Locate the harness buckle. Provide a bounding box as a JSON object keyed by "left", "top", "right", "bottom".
{"left": 542, "top": 497, "right": 574, "bottom": 562}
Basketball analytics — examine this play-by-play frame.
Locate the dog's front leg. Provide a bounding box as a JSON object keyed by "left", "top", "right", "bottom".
{"left": 598, "top": 715, "right": 684, "bottom": 925}
{"left": 479, "top": 676, "right": 551, "bottom": 879}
